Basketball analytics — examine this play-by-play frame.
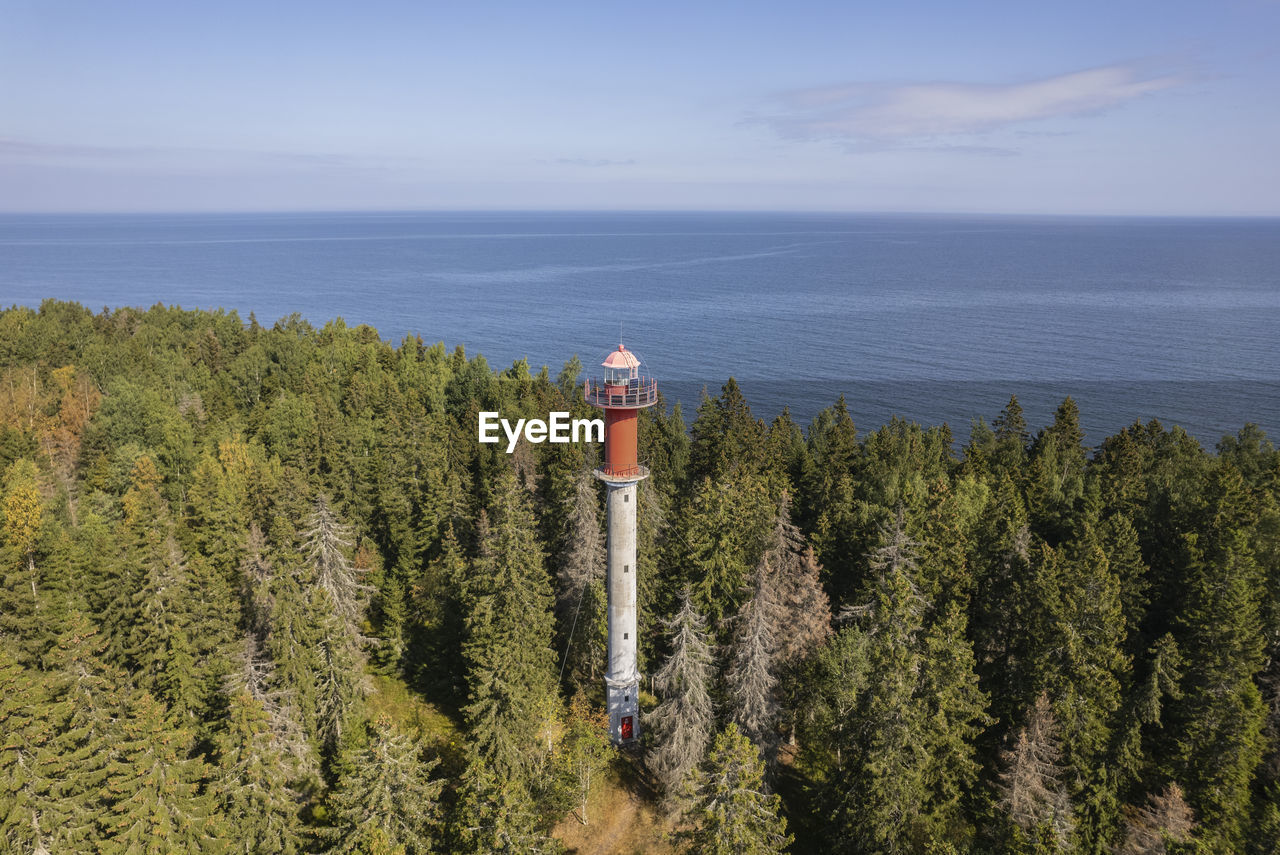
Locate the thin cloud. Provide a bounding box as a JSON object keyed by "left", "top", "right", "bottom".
{"left": 757, "top": 64, "right": 1183, "bottom": 144}
{"left": 550, "top": 158, "right": 637, "bottom": 167}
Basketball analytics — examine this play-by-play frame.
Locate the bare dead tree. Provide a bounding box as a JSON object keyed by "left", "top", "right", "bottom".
{"left": 225, "top": 635, "right": 317, "bottom": 774}
{"left": 647, "top": 589, "right": 716, "bottom": 804}
{"left": 1115, "top": 783, "right": 1196, "bottom": 855}
{"left": 302, "top": 494, "right": 372, "bottom": 637}
{"left": 725, "top": 569, "right": 781, "bottom": 772}
{"left": 757, "top": 495, "right": 831, "bottom": 668}
{"left": 998, "top": 692, "right": 1075, "bottom": 851}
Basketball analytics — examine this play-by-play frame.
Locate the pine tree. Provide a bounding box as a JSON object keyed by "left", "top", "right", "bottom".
{"left": 647, "top": 589, "right": 715, "bottom": 801}
{"left": 997, "top": 693, "right": 1075, "bottom": 853}
{"left": 315, "top": 716, "right": 443, "bottom": 855}
{"left": 678, "top": 723, "right": 792, "bottom": 855}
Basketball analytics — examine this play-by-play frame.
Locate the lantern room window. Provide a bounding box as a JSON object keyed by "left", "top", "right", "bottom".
{"left": 604, "top": 365, "right": 632, "bottom": 385}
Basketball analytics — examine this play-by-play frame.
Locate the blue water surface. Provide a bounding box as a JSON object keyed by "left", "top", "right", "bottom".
{"left": 2, "top": 211, "right": 1277, "bottom": 447}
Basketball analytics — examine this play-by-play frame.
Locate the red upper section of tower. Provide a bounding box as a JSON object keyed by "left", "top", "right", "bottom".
{"left": 585, "top": 344, "right": 657, "bottom": 479}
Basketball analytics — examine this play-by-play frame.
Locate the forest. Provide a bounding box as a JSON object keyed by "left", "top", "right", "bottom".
{"left": 0, "top": 299, "right": 1277, "bottom": 855}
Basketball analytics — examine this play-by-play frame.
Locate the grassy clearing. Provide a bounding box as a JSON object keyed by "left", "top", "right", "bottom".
{"left": 552, "top": 751, "right": 678, "bottom": 855}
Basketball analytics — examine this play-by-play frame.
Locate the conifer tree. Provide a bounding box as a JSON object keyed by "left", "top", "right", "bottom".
{"left": 37, "top": 613, "right": 122, "bottom": 851}
{"left": 556, "top": 466, "right": 606, "bottom": 690}
{"left": 688, "top": 378, "right": 766, "bottom": 484}
{"left": 304, "top": 493, "right": 372, "bottom": 639}
{"left": 462, "top": 466, "right": 559, "bottom": 786}
{"left": 264, "top": 542, "right": 338, "bottom": 754}
{"left": 997, "top": 693, "right": 1076, "bottom": 853}
{"left": 680, "top": 474, "right": 771, "bottom": 629}
{"left": 992, "top": 394, "right": 1030, "bottom": 475}
{"left": 96, "top": 692, "right": 224, "bottom": 853}
{"left": 757, "top": 495, "right": 831, "bottom": 669}
{"left": 1030, "top": 532, "right": 1129, "bottom": 849}
{"left": 648, "top": 589, "right": 715, "bottom": 801}
{"left": 1, "top": 458, "right": 46, "bottom": 661}
{"left": 1117, "top": 783, "right": 1197, "bottom": 855}
{"left": 314, "top": 615, "right": 369, "bottom": 753}
{"left": 678, "top": 723, "right": 792, "bottom": 855}
{"left": 0, "top": 642, "right": 58, "bottom": 854}
{"left": 126, "top": 534, "right": 202, "bottom": 718}
{"left": 917, "top": 598, "right": 990, "bottom": 843}
{"left": 213, "top": 691, "right": 304, "bottom": 854}
{"left": 454, "top": 755, "right": 560, "bottom": 855}
{"left": 1027, "top": 397, "right": 1088, "bottom": 545}
{"left": 827, "top": 509, "right": 933, "bottom": 852}
{"left": 1170, "top": 465, "right": 1267, "bottom": 851}
{"left": 316, "top": 716, "right": 443, "bottom": 855}
{"left": 725, "top": 568, "right": 781, "bottom": 769}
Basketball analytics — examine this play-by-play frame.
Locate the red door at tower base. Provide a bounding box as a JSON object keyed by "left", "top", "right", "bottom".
{"left": 620, "top": 716, "right": 633, "bottom": 740}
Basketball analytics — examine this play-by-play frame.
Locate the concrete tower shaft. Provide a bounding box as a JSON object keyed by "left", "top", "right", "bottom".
{"left": 585, "top": 344, "right": 656, "bottom": 745}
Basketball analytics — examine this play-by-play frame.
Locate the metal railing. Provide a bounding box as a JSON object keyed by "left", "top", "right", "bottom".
{"left": 584, "top": 377, "right": 658, "bottom": 409}
{"left": 596, "top": 463, "right": 650, "bottom": 481}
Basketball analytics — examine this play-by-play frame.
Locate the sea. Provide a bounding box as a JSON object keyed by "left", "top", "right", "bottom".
{"left": 2, "top": 211, "right": 1278, "bottom": 449}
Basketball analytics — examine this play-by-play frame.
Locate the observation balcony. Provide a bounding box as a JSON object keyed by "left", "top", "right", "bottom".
{"left": 584, "top": 377, "right": 658, "bottom": 409}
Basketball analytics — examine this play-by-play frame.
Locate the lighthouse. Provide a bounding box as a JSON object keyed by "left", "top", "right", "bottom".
{"left": 585, "top": 344, "right": 658, "bottom": 745}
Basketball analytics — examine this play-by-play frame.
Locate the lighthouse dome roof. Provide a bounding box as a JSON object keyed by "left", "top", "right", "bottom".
{"left": 602, "top": 345, "right": 641, "bottom": 370}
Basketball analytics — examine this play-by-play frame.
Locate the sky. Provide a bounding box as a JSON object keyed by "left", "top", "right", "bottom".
{"left": 1, "top": 0, "right": 1278, "bottom": 215}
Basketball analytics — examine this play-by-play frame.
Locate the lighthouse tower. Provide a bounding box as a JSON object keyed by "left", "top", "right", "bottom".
{"left": 585, "top": 344, "right": 658, "bottom": 745}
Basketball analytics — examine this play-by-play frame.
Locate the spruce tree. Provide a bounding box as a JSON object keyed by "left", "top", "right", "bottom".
{"left": 316, "top": 716, "right": 443, "bottom": 855}
{"left": 462, "top": 466, "right": 559, "bottom": 786}
{"left": 678, "top": 723, "right": 792, "bottom": 855}
{"left": 827, "top": 509, "right": 932, "bottom": 853}
{"left": 213, "top": 691, "right": 304, "bottom": 854}
{"left": 997, "top": 693, "right": 1076, "bottom": 853}
{"left": 304, "top": 493, "right": 372, "bottom": 639}
{"left": 725, "top": 568, "right": 781, "bottom": 769}
{"left": 0, "top": 643, "right": 58, "bottom": 854}
{"left": 37, "top": 612, "right": 122, "bottom": 851}
{"left": 1170, "top": 465, "right": 1267, "bottom": 851}
{"left": 647, "top": 589, "right": 715, "bottom": 801}
{"left": 555, "top": 466, "right": 606, "bottom": 690}
{"left": 96, "top": 692, "right": 224, "bottom": 853}
{"left": 1117, "top": 783, "right": 1197, "bottom": 855}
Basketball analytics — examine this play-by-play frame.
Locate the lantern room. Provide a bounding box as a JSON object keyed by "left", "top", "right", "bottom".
{"left": 602, "top": 345, "right": 640, "bottom": 387}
